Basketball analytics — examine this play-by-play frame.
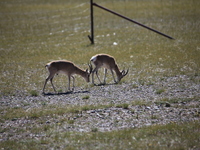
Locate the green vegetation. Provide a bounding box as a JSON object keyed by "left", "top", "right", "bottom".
{"left": 116, "top": 103, "right": 129, "bottom": 109}
{"left": 0, "top": 0, "right": 200, "bottom": 95}
{"left": 0, "top": 104, "right": 112, "bottom": 121}
{"left": 0, "top": 121, "right": 199, "bottom": 149}
{"left": 1, "top": 102, "right": 199, "bottom": 149}
{"left": 29, "top": 90, "right": 39, "bottom": 96}
{"left": 155, "top": 88, "right": 165, "bottom": 94}
{"left": 82, "top": 95, "right": 90, "bottom": 100}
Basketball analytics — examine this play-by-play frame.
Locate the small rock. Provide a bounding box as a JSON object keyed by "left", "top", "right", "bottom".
{"left": 146, "top": 106, "right": 151, "bottom": 109}
{"left": 87, "top": 110, "right": 95, "bottom": 114}
{"left": 11, "top": 118, "right": 17, "bottom": 121}
{"left": 46, "top": 120, "right": 51, "bottom": 124}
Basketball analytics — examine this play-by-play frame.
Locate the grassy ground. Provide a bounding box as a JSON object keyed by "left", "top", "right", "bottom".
{"left": 0, "top": 0, "right": 200, "bottom": 149}
{"left": 0, "top": 121, "right": 199, "bottom": 150}
{"left": 0, "top": 0, "right": 199, "bottom": 95}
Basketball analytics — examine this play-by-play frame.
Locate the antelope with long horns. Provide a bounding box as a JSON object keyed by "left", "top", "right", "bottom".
{"left": 43, "top": 60, "right": 92, "bottom": 94}
{"left": 90, "top": 54, "right": 129, "bottom": 85}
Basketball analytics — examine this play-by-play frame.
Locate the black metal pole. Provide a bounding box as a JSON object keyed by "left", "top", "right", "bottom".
{"left": 88, "top": 0, "right": 94, "bottom": 44}
{"left": 93, "top": 3, "right": 174, "bottom": 40}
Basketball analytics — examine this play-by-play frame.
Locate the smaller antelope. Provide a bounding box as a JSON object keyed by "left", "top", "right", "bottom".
{"left": 90, "top": 54, "right": 129, "bottom": 85}
{"left": 43, "top": 60, "right": 92, "bottom": 93}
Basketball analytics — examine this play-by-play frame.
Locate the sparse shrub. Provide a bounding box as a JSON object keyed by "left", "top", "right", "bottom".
{"left": 81, "top": 105, "right": 92, "bottom": 111}
{"left": 29, "top": 112, "right": 40, "bottom": 119}
{"left": 58, "top": 89, "right": 63, "bottom": 93}
{"left": 132, "top": 84, "right": 138, "bottom": 88}
{"left": 30, "top": 90, "right": 38, "bottom": 96}
{"left": 71, "top": 109, "right": 80, "bottom": 114}
{"left": 67, "top": 120, "right": 75, "bottom": 124}
{"left": 138, "top": 79, "right": 145, "bottom": 86}
{"left": 41, "top": 102, "right": 47, "bottom": 106}
{"left": 130, "top": 109, "right": 135, "bottom": 114}
{"left": 146, "top": 81, "right": 154, "bottom": 86}
{"left": 116, "top": 103, "right": 129, "bottom": 109}
{"left": 91, "top": 128, "right": 98, "bottom": 132}
{"left": 155, "top": 89, "right": 165, "bottom": 94}
{"left": 82, "top": 95, "right": 90, "bottom": 100}
{"left": 132, "top": 100, "right": 148, "bottom": 106}
{"left": 43, "top": 125, "right": 51, "bottom": 132}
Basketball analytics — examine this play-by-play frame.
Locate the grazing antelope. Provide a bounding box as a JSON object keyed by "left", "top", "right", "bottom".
{"left": 90, "top": 54, "right": 129, "bottom": 85}
{"left": 43, "top": 60, "right": 92, "bottom": 93}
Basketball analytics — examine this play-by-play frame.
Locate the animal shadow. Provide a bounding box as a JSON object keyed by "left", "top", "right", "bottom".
{"left": 42, "top": 90, "right": 89, "bottom": 96}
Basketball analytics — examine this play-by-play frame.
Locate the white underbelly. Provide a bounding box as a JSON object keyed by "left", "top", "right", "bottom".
{"left": 102, "top": 63, "right": 110, "bottom": 69}
{"left": 58, "top": 70, "right": 68, "bottom": 75}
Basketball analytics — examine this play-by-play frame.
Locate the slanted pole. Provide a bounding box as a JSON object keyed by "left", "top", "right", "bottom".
{"left": 93, "top": 3, "right": 174, "bottom": 40}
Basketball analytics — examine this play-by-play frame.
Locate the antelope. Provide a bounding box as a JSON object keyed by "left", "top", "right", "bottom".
{"left": 43, "top": 60, "right": 92, "bottom": 94}
{"left": 90, "top": 54, "right": 129, "bottom": 85}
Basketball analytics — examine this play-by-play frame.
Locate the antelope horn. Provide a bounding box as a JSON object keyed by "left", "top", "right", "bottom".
{"left": 122, "top": 68, "right": 129, "bottom": 77}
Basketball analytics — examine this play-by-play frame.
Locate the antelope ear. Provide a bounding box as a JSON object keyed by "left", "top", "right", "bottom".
{"left": 88, "top": 62, "right": 93, "bottom": 74}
